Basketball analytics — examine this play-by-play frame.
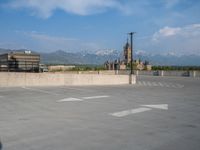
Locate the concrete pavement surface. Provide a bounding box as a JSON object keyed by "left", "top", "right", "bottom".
{"left": 0, "top": 76, "right": 200, "bottom": 150}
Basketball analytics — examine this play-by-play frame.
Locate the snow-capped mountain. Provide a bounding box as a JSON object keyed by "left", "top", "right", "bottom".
{"left": 1, "top": 48, "right": 200, "bottom": 65}
{"left": 95, "top": 49, "right": 120, "bottom": 56}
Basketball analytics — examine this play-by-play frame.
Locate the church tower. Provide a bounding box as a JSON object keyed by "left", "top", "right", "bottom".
{"left": 123, "top": 39, "right": 131, "bottom": 64}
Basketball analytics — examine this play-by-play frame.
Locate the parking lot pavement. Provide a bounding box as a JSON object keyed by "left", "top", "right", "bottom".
{"left": 0, "top": 76, "right": 200, "bottom": 150}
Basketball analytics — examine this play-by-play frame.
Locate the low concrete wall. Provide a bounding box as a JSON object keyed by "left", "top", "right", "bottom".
{"left": 133, "top": 70, "right": 200, "bottom": 78}
{"left": 51, "top": 70, "right": 200, "bottom": 78}
{"left": 0, "top": 72, "right": 135, "bottom": 87}
{"left": 189, "top": 71, "right": 200, "bottom": 77}
{"left": 134, "top": 70, "right": 159, "bottom": 76}
{"left": 64, "top": 74, "right": 135, "bottom": 86}
{"left": 158, "top": 70, "right": 200, "bottom": 77}
{"left": 159, "top": 71, "right": 189, "bottom": 77}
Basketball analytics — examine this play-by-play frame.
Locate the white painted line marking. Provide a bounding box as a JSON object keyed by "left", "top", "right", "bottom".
{"left": 57, "top": 95, "right": 110, "bottom": 102}
{"left": 141, "top": 104, "right": 168, "bottom": 110}
{"left": 176, "top": 84, "right": 184, "bottom": 88}
{"left": 22, "top": 87, "right": 59, "bottom": 95}
{"left": 152, "top": 82, "right": 158, "bottom": 86}
{"left": 147, "top": 81, "right": 152, "bottom": 86}
{"left": 110, "top": 104, "right": 169, "bottom": 118}
{"left": 163, "top": 82, "right": 170, "bottom": 87}
{"left": 142, "top": 81, "right": 147, "bottom": 86}
{"left": 63, "top": 87, "right": 92, "bottom": 92}
{"left": 158, "top": 82, "right": 164, "bottom": 87}
{"left": 171, "top": 85, "right": 176, "bottom": 88}
{"left": 168, "top": 83, "right": 176, "bottom": 88}
{"left": 82, "top": 95, "right": 109, "bottom": 100}
{"left": 57, "top": 98, "right": 83, "bottom": 102}
{"left": 110, "top": 107, "right": 152, "bottom": 117}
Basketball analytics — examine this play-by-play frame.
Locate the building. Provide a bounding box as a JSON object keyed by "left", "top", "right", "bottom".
{"left": 134, "top": 59, "right": 152, "bottom": 71}
{"left": 48, "top": 65, "right": 76, "bottom": 72}
{"left": 104, "top": 40, "right": 152, "bottom": 71}
{"left": 104, "top": 40, "right": 132, "bottom": 70}
{"left": 123, "top": 40, "right": 131, "bottom": 65}
{"left": 104, "top": 61, "right": 117, "bottom": 70}
{"left": 0, "top": 51, "right": 40, "bottom": 72}
{"left": 104, "top": 59, "right": 127, "bottom": 70}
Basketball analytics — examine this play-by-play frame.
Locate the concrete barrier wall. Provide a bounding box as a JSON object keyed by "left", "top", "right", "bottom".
{"left": 190, "top": 71, "right": 200, "bottom": 77}
{"left": 161, "top": 71, "right": 190, "bottom": 77}
{"left": 59, "top": 70, "right": 200, "bottom": 77}
{"left": 134, "top": 70, "right": 200, "bottom": 77}
{"left": 0, "top": 72, "right": 135, "bottom": 87}
{"left": 135, "top": 70, "right": 159, "bottom": 76}
{"left": 64, "top": 74, "right": 135, "bottom": 86}
{"left": 196, "top": 71, "right": 200, "bottom": 77}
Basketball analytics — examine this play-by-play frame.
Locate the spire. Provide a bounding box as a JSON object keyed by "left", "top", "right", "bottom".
{"left": 125, "top": 37, "right": 130, "bottom": 49}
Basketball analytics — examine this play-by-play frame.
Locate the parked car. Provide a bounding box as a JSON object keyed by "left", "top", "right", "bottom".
{"left": 39, "top": 64, "right": 49, "bottom": 72}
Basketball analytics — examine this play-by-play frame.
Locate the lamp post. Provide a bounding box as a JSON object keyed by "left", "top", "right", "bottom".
{"left": 128, "top": 32, "right": 136, "bottom": 75}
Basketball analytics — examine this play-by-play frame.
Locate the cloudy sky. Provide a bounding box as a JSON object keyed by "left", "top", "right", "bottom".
{"left": 0, "top": 0, "right": 200, "bottom": 55}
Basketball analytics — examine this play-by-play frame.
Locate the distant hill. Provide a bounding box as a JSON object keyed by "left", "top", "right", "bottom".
{"left": 40, "top": 50, "right": 120, "bottom": 65}
{"left": 137, "top": 53, "right": 200, "bottom": 66}
{"left": 0, "top": 48, "right": 200, "bottom": 66}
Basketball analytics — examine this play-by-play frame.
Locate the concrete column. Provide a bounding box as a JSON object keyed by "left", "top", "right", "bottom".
{"left": 115, "top": 70, "right": 119, "bottom": 75}
{"left": 129, "top": 74, "right": 136, "bottom": 84}
{"left": 158, "top": 70, "right": 164, "bottom": 77}
{"left": 160, "top": 70, "right": 164, "bottom": 76}
{"left": 112, "top": 63, "right": 115, "bottom": 70}
{"left": 136, "top": 70, "right": 139, "bottom": 76}
{"left": 190, "top": 71, "right": 196, "bottom": 77}
{"left": 194, "top": 71, "right": 196, "bottom": 77}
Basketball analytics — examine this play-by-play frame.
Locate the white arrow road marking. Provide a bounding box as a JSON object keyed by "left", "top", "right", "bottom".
{"left": 110, "top": 107, "right": 152, "bottom": 117}
{"left": 57, "top": 95, "right": 110, "bottom": 102}
{"left": 57, "top": 98, "right": 83, "bottom": 102}
{"left": 110, "top": 104, "right": 168, "bottom": 117}
{"left": 141, "top": 104, "right": 168, "bottom": 110}
{"left": 82, "top": 95, "right": 109, "bottom": 100}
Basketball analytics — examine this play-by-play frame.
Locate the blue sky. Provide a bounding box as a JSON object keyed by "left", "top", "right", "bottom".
{"left": 0, "top": 0, "right": 200, "bottom": 55}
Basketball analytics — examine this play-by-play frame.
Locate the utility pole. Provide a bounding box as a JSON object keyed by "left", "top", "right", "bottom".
{"left": 128, "top": 32, "right": 136, "bottom": 75}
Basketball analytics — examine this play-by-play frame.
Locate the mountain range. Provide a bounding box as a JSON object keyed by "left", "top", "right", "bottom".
{"left": 0, "top": 48, "right": 200, "bottom": 66}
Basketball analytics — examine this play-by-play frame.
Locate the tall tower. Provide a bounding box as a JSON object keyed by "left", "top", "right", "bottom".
{"left": 123, "top": 39, "right": 131, "bottom": 64}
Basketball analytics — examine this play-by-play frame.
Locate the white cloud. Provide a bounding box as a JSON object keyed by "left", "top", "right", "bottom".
{"left": 27, "top": 31, "right": 77, "bottom": 43}
{"left": 19, "top": 31, "right": 101, "bottom": 52}
{"left": 153, "top": 24, "right": 200, "bottom": 41}
{"left": 153, "top": 26, "right": 181, "bottom": 41}
{"left": 150, "top": 24, "right": 200, "bottom": 54}
{"left": 7, "top": 0, "right": 125, "bottom": 18}
{"left": 164, "top": 0, "right": 180, "bottom": 8}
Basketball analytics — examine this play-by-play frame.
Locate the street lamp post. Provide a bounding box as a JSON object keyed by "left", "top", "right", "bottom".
{"left": 128, "top": 32, "right": 136, "bottom": 75}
